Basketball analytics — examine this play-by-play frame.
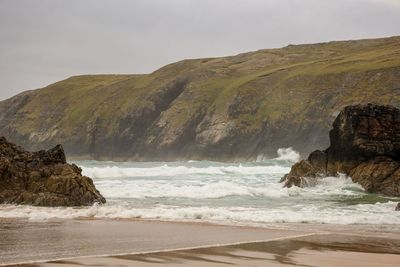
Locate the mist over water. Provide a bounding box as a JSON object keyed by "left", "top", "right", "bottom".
{"left": 0, "top": 149, "right": 399, "bottom": 225}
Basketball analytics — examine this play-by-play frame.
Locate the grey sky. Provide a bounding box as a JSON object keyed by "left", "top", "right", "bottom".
{"left": 0, "top": 0, "right": 399, "bottom": 100}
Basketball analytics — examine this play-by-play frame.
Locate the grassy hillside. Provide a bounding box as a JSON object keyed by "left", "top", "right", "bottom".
{"left": 1, "top": 36, "right": 400, "bottom": 160}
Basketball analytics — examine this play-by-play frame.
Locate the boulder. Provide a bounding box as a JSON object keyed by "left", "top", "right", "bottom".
{"left": 0, "top": 137, "right": 105, "bottom": 206}
{"left": 281, "top": 160, "right": 320, "bottom": 188}
{"left": 282, "top": 103, "right": 400, "bottom": 203}
{"left": 349, "top": 157, "right": 400, "bottom": 196}
{"left": 307, "top": 150, "right": 328, "bottom": 173}
{"left": 326, "top": 103, "right": 400, "bottom": 174}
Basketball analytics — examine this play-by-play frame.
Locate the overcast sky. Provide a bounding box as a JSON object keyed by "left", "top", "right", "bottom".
{"left": 0, "top": 0, "right": 400, "bottom": 100}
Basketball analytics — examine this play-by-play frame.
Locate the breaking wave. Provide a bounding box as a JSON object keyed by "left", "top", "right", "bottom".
{"left": 82, "top": 164, "right": 290, "bottom": 179}
{"left": 0, "top": 201, "right": 399, "bottom": 225}
{"left": 94, "top": 175, "right": 364, "bottom": 200}
{"left": 1, "top": 158, "right": 399, "bottom": 226}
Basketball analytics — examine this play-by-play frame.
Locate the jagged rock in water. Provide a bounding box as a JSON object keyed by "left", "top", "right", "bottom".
{"left": 280, "top": 160, "right": 320, "bottom": 187}
{"left": 281, "top": 103, "right": 400, "bottom": 204}
{"left": 349, "top": 156, "right": 400, "bottom": 196}
{"left": 0, "top": 137, "right": 106, "bottom": 206}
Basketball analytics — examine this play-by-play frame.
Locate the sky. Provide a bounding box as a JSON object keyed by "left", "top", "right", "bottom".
{"left": 0, "top": 0, "right": 400, "bottom": 100}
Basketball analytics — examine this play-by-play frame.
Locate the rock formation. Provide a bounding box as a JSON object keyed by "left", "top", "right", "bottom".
{"left": 0, "top": 137, "right": 105, "bottom": 206}
{"left": 281, "top": 104, "right": 400, "bottom": 204}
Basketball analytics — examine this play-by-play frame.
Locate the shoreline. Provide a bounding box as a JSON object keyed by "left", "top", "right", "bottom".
{"left": 3, "top": 214, "right": 400, "bottom": 238}
{"left": 0, "top": 218, "right": 312, "bottom": 266}
{"left": 4, "top": 231, "right": 400, "bottom": 267}
{"left": 1, "top": 218, "right": 400, "bottom": 266}
{"left": 3, "top": 213, "right": 400, "bottom": 235}
{"left": 0, "top": 232, "right": 320, "bottom": 266}
{"left": 1, "top": 199, "right": 399, "bottom": 226}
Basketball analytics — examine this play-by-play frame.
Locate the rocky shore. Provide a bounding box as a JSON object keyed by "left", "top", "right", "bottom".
{"left": 0, "top": 137, "right": 105, "bottom": 206}
{"left": 281, "top": 103, "right": 400, "bottom": 208}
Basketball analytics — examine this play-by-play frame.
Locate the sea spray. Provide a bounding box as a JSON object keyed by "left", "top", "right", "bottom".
{"left": 275, "top": 147, "right": 301, "bottom": 163}
{"left": 256, "top": 147, "right": 300, "bottom": 163}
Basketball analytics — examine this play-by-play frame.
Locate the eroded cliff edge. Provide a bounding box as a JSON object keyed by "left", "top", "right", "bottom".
{"left": 0, "top": 36, "right": 399, "bottom": 161}
{"left": 281, "top": 103, "right": 400, "bottom": 203}
{"left": 0, "top": 137, "right": 105, "bottom": 206}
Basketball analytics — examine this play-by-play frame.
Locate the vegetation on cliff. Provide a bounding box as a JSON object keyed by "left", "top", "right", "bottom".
{"left": 1, "top": 36, "right": 400, "bottom": 160}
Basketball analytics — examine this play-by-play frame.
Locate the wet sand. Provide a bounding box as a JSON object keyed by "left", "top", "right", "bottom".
{"left": 1, "top": 218, "right": 400, "bottom": 266}
{"left": 0, "top": 218, "right": 311, "bottom": 265}
{"left": 7, "top": 233, "right": 400, "bottom": 267}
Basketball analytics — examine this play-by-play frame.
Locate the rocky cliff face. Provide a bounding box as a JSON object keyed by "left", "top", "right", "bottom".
{"left": 0, "top": 36, "right": 400, "bottom": 160}
{"left": 282, "top": 103, "right": 400, "bottom": 200}
{"left": 0, "top": 137, "right": 105, "bottom": 206}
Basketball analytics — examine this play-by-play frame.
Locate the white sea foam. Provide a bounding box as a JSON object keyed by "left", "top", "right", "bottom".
{"left": 285, "top": 176, "right": 365, "bottom": 198}
{"left": 256, "top": 147, "right": 300, "bottom": 163}
{"left": 0, "top": 201, "right": 399, "bottom": 225}
{"left": 81, "top": 164, "right": 290, "bottom": 178}
{"left": 93, "top": 175, "right": 363, "bottom": 200}
{"left": 275, "top": 147, "right": 301, "bottom": 163}
{"left": 96, "top": 180, "right": 289, "bottom": 199}
{"left": 1, "top": 160, "right": 399, "bottom": 226}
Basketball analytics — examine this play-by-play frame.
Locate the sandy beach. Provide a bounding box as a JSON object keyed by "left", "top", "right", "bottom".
{"left": 26, "top": 238, "right": 400, "bottom": 267}
{"left": 0, "top": 218, "right": 311, "bottom": 265}
{"left": 39, "top": 238, "right": 400, "bottom": 267}
{"left": 1, "top": 218, "right": 400, "bottom": 267}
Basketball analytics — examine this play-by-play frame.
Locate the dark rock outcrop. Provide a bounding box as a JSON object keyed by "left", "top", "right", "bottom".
{"left": 282, "top": 104, "right": 400, "bottom": 203}
{"left": 349, "top": 157, "right": 400, "bottom": 197}
{"left": 0, "top": 137, "right": 105, "bottom": 206}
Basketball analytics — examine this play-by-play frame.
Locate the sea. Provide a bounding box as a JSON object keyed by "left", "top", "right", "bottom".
{"left": 1, "top": 147, "right": 399, "bottom": 226}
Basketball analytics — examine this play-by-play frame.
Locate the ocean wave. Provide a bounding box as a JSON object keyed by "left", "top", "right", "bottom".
{"left": 93, "top": 175, "right": 364, "bottom": 200}
{"left": 287, "top": 175, "right": 365, "bottom": 196}
{"left": 81, "top": 164, "right": 291, "bottom": 178}
{"left": 1, "top": 201, "right": 399, "bottom": 225}
{"left": 96, "top": 180, "right": 289, "bottom": 199}
{"left": 8, "top": 160, "right": 395, "bottom": 227}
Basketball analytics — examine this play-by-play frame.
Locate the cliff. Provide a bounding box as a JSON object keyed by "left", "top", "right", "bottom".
{"left": 1, "top": 36, "right": 400, "bottom": 160}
